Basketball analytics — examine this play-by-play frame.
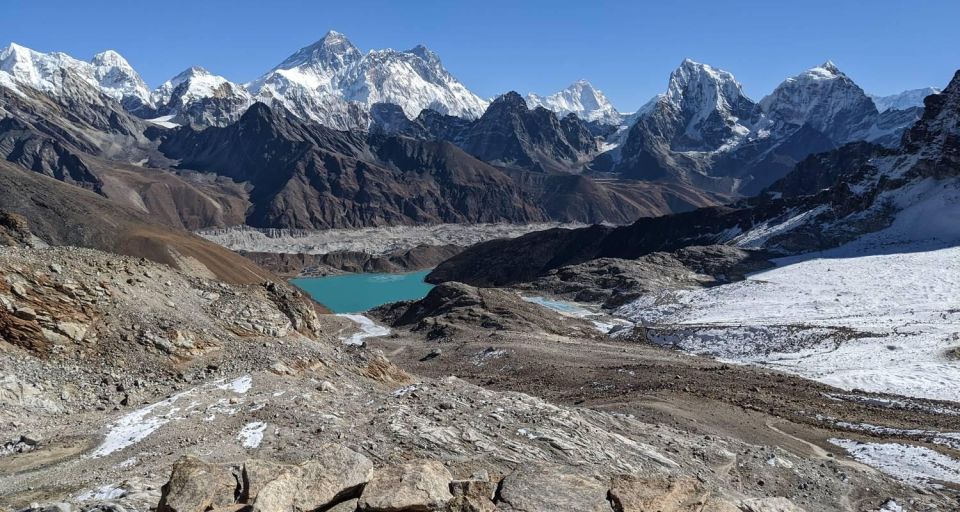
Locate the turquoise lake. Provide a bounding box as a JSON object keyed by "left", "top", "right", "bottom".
{"left": 291, "top": 269, "right": 434, "bottom": 313}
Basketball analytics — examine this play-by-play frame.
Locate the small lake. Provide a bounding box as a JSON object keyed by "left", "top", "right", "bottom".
{"left": 291, "top": 269, "right": 434, "bottom": 313}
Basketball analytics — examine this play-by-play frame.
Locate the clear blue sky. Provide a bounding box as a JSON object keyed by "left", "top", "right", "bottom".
{"left": 6, "top": 0, "right": 958, "bottom": 111}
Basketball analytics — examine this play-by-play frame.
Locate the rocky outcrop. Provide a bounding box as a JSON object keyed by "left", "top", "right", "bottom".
{"left": 376, "top": 281, "right": 599, "bottom": 339}
{"left": 359, "top": 460, "right": 453, "bottom": 511}
{"left": 253, "top": 445, "right": 373, "bottom": 511}
{"left": 494, "top": 464, "right": 609, "bottom": 512}
{"left": 156, "top": 456, "right": 238, "bottom": 512}
{"left": 520, "top": 245, "right": 774, "bottom": 308}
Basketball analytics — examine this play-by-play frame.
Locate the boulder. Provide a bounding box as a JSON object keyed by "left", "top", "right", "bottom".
{"left": 738, "top": 498, "right": 807, "bottom": 512}
{"left": 157, "top": 456, "right": 238, "bottom": 512}
{"left": 239, "top": 459, "right": 289, "bottom": 502}
{"left": 253, "top": 444, "right": 373, "bottom": 512}
{"left": 448, "top": 474, "right": 497, "bottom": 512}
{"left": 608, "top": 474, "right": 738, "bottom": 512}
{"left": 494, "top": 464, "right": 608, "bottom": 512}
{"left": 359, "top": 460, "right": 453, "bottom": 511}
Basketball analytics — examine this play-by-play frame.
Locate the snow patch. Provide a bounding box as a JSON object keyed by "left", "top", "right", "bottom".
{"left": 77, "top": 483, "right": 125, "bottom": 502}
{"left": 337, "top": 314, "right": 390, "bottom": 345}
{"left": 238, "top": 421, "right": 267, "bottom": 448}
{"left": 829, "top": 439, "right": 960, "bottom": 488}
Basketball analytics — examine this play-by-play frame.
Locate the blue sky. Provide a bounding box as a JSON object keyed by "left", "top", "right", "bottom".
{"left": 6, "top": 0, "right": 958, "bottom": 111}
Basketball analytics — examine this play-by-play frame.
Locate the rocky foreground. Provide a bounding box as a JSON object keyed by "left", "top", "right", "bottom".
{"left": 0, "top": 245, "right": 955, "bottom": 511}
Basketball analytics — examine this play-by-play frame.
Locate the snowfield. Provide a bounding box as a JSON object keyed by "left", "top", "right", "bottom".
{"left": 618, "top": 179, "right": 960, "bottom": 403}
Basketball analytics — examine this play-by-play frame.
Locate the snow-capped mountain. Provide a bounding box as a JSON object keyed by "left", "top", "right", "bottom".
{"left": 0, "top": 43, "right": 152, "bottom": 110}
{"left": 525, "top": 80, "right": 622, "bottom": 125}
{"left": 657, "top": 59, "right": 758, "bottom": 152}
{"left": 150, "top": 66, "right": 252, "bottom": 127}
{"left": 757, "top": 61, "right": 881, "bottom": 143}
{"left": 615, "top": 59, "right": 924, "bottom": 193}
{"left": 870, "top": 87, "right": 941, "bottom": 112}
{"left": 248, "top": 31, "right": 488, "bottom": 130}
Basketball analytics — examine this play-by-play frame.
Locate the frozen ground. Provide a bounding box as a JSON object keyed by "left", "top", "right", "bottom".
{"left": 199, "top": 223, "right": 587, "bottom": 255}
{"left": 337, "top": 314, "right": 391, "bottom": 345}
{"left": 828, "top": 439, "right": 960, "bottom": 488}
{"left": 521, "top": 295, "right": 633, "bottom": 333}
{"left": 618, "top": 179, "right": 960, "bottom": 403}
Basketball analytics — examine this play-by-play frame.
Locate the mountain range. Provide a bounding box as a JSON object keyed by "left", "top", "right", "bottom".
{"left": 0, "top": 32, "right": 947, "bottom": 234}
{"left": 429, "top": 70, "right": 960, "bottom": 287}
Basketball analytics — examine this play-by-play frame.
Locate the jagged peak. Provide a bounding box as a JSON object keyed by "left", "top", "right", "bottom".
{"left": 666, "top": 59, "right": 746, "bottom": 106}
{"left": 1, "top": 42, "right": 41, "bottom": 69}
{"left": 492, "top": 91, "right": 528, "bottom": 107}
{"left": 1, "top": 42, "right": 30, "bottom": 57}
{"left": 404, "top": 44, "right": 441, "bottom": 66}
{"left": 275, "top": 30, "right": 361, "bottom": 71}
{"left": 171, "top": 66, "right": 212, "bottom": 81}
{"left": 796, "top": 60, "right": 847, "bottom": 81}
{"left": 821, "top": 60, "right": 840, "bottom": 74}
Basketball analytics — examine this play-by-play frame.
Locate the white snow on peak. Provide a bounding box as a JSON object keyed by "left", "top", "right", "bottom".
{"left": 248, "top": 31, "right": 488, "bottom": 130}
{"left": 870, "top": 87, "right": 941, "bottom": 112}
{"left": 90, "top": 50, "right": 151, "bottom": 106}
{"left": 805, "top": 60, "right": 843, "bottom": 80}
{"left": 0, "top": 42, "right": 151, "bottom": 107}
{"left": 152, "top": 65, "right": 250, "bottom": 107}
{"left": 526, "top": 79, "right": 622, "bottom": 125}
{"left": 648, "top": 59, "right": 756, "bottom": 151}
{"left": 757, "top": 60, "right": 880, "bottom": 143}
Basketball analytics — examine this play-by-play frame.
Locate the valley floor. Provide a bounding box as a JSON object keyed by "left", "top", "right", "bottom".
{"left": 199, "top": 222, "right": 589, "bottom": 257}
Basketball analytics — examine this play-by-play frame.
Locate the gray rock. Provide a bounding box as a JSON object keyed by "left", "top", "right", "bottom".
{"left": 738, "top": 497, "right": 807, "bottom": 512}
{"left": 359, "top": 460, "right": 453, "bottom": 511}
{"left": 253, "top": 444, "right": 373, "bottom": 512}
{"left": 608, "top": 474, "right": 738, "bottom": 512}
{"left": 448, "top": 476, "right": 496, "bottom": 512}
{"left": 156, "top": 456, "right": 238, "bottom": 512}
{"left": 495, "top": 464, "right": 608, "bottom": 512}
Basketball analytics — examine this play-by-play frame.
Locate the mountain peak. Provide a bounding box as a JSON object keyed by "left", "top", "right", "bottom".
{"left": 525, "top": 80, "right": 621, "bottom": 125}
{"left": 666, "top": 59, "right": 746, "bottom": 106}
{"left": 492, "top": 91, "right": 528, "bottom": 109}
{"left": 0, "top": 42, "right": 37, "bottom": 70}
{"left": 91, "top": 50, "right": 131, "bottom": 68}
{"left": 404, "top": 44, "right": 441, "bottom": 66}
{"left": 274, "top": 30, "right": 361, "bottom": 72}
{"left": 802, "top": 61, "right": 845, "bottom": 81}
{"left": 173, "top": 66, "right": 211, "bottom": 81}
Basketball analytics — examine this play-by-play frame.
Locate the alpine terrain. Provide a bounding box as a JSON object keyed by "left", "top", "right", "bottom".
{"left": 1, "top": 15, "right": 959, "bottom": 512}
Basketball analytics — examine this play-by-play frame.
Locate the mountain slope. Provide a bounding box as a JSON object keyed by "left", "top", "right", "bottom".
{"left": 871, "top": 87, "right": 941, "bottom": 112}
{"left": 0, "top": 160, "right": 272, "bottom": 284}
{"left": 155, "top": 103, "right": 547, "bottom": 228}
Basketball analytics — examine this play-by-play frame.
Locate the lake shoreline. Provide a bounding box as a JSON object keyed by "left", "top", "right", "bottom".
{"left": 290, "top": 269, "right": 436, "bottom": 313}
